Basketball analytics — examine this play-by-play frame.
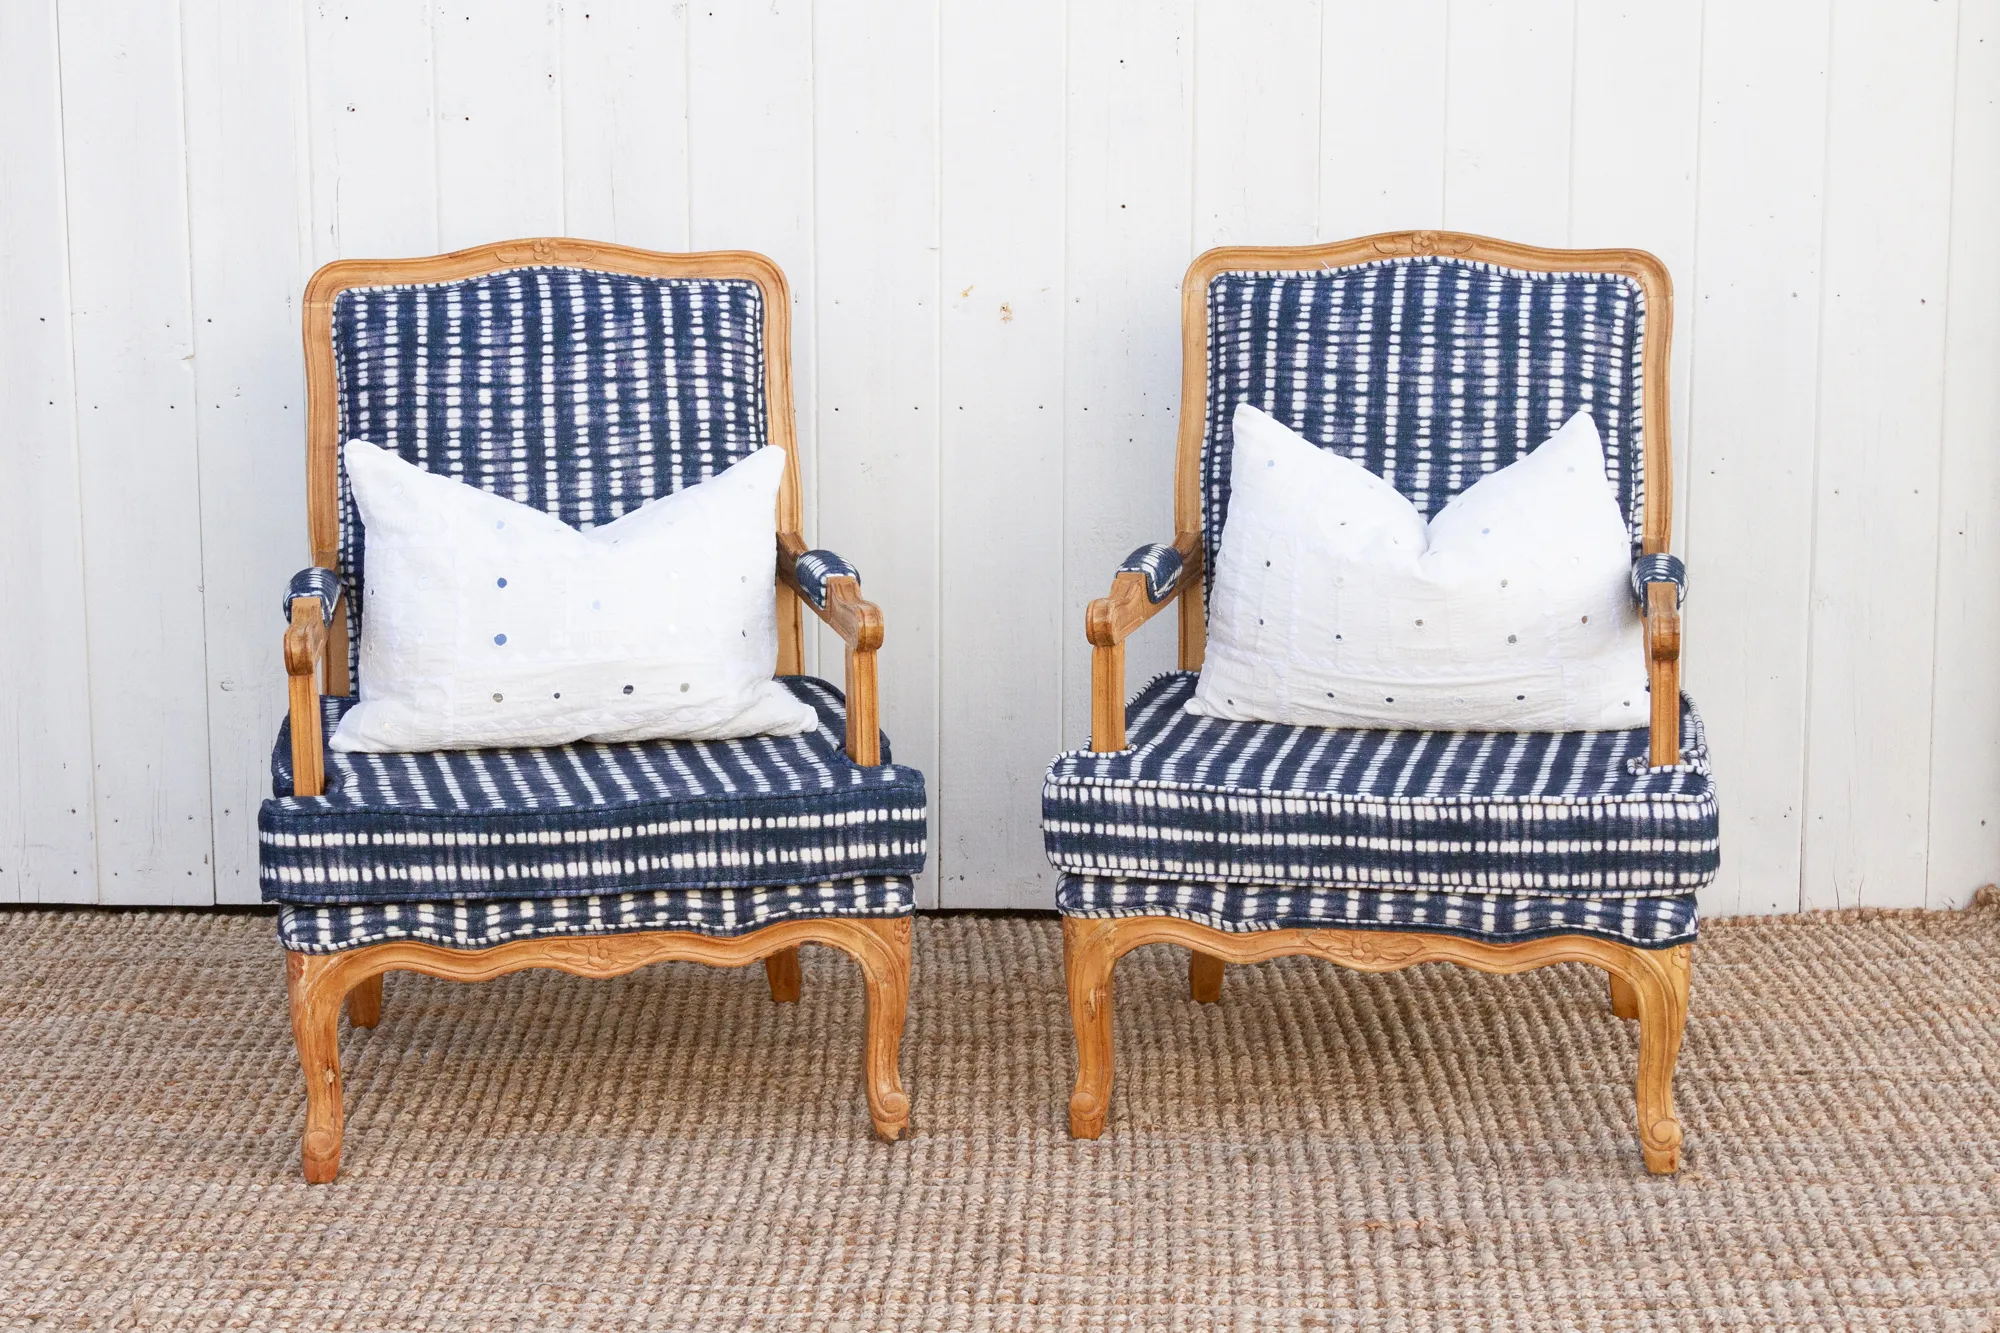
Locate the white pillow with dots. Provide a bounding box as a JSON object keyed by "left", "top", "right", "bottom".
{"left": 330, "top": 440, "right": 817, "bottom": 752}
{"left": 1189, "top": 403, "right": 1649, "bottom": 732}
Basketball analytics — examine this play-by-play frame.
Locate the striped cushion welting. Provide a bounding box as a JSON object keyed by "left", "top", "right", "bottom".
{"left": 1057, "top": 877, "right": 1696, "bottom": 948}
{"left": 259, "top": 676, "right": 926, "bottom": 906}
{"left": 1044, "top": 673, "right": 1718, "bottom": 895}
{"left": 1118, "top": 544, "right": 1184, "bottom": 603}
{"left": 792, "top": 549, "right": 859, "bottom": 610}
{"left": 279, "top": 877, "right": 914, "bottom": 954}
{"left": 330, "top": 269, "right": 770, "bottom": 686}
{"left": 1203, "top": 259, "right": 1648, "bottom": 598}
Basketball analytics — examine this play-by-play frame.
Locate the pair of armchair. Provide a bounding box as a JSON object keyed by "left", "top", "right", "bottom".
{"left": 265, "top": 232, "right": 1717, "bottom": 1184}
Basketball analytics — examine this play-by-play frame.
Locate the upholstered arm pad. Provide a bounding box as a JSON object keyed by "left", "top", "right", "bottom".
{"left": 1118, "top": 544, "right": 1185, "bottom": 604}
{"left": 283, "top": 567, "right": 343, "bottom": 623}
{"left": 792, "top": 549, "right": 861, "bottom": 611}
{"left": 1630, "top": 553, "right": 1686, "bottom": 608}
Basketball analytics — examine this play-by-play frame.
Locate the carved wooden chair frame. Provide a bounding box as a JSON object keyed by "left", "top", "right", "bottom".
{"left": 283, "top": 239, "right": 908, "bottom": 1182}
{"left": 1070, "top": 230, "right": 1692, "bottom": 1173}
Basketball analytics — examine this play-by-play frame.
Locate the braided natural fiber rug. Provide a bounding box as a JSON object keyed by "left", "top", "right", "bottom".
{"left": 1, "top": 901, "right": 1995, "bottom": 1331}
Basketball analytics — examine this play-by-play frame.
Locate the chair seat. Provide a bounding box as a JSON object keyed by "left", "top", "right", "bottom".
{"left": 280, "top": 876, "right": 914, "bottom": 953}
{"left": 1058, "top": 876, "right": 1695, "bottom": 947}
{"left": 259, "top": 677, "right": 927, "bottom": 906}
{"left": 1043, "top": 672, "right": 1719, "bottom": 896}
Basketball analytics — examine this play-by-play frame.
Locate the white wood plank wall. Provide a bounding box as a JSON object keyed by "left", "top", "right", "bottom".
{"left": 2, "top": 0, "right": 1996, "bottom": 914}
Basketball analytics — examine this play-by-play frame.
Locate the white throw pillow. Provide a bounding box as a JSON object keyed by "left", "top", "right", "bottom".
{"left": 330, "top": 441, "right": 817, "bottom": 752}
{"left": 1189, "top": 404, "right": 1649, "bottom": 732}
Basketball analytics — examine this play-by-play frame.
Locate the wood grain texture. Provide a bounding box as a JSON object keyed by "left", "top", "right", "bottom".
{"left": 1063, "top": 915, "right": 1691, "bottom": 1174}
{"left": 287, "top": 916, "right": 912, "bottom": 1182}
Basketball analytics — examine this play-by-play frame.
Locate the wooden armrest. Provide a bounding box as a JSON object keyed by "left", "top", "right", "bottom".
{"left": 1087, "top": 533, "right": 1203, "bottom": 751}
{"left": 1644, "top": 579, "right": 1682, "bottom": 766}
{"left": 286, "top": 596, "right": 332, "bottom": 798}
{"left": 776, "top": 532, "right": 885, "bottom": 765}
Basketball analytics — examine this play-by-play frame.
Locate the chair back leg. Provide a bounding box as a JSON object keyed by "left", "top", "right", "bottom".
{"left": 1189, "top": 951, "right": 1224, "bottom": 1004}
{"left": 764, "top": 947, "right": 802, "bottom": 1003}
{"left": 346, "top": 974, "right": 384, "bottom": 1028}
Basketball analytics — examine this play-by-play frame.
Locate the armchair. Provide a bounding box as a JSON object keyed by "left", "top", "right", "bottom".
{"left": 265, "top": 240, "right": 927, "bottom": 1180}
{"left": 1050, "top": 232, "right": 1718, "bottom": 1173}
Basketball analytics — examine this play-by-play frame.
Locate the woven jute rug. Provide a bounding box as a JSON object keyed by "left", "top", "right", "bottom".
{"left": 1, "top": 901, "right": 1995, "bottom": 1331}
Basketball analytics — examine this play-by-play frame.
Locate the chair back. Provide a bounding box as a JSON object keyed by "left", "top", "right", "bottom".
{"left": 1177, "top": 233, "right": 1673, "bottom": 615}
{"left": 303, "top": 241, "right": 802, "bottom": 689}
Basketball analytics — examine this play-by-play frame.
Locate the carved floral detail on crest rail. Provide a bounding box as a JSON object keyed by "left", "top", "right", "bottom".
{"left": 1372, "top": 230, "right": 1475, "bottom": 258}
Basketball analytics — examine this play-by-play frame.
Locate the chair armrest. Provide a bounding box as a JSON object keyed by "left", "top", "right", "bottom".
{"left": 777, "top": 533, "right": 885, "bottom": 765}
{"left": 282, "top": 568, "right": 342, "bottom": 799}
{"left": 1085, "top": 533, "right": 1204, "bottom": 751}
{"left": 1633, "top": 554, "right": 1685, "bottom": 766}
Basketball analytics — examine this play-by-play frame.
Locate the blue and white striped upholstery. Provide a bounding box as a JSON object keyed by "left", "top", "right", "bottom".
{"left": 1202, "top": 260, "right": 1649, "bottom": 599}
{"left": 1044, "top": 672, "right": 1718, "bottom": 898}
{"left": 330, "top": 268, "right": 770, "bottom": 685}
{"left": 1118, "top": 544, "right": 1184, "bottom": 604}
{"left": 792, "top": 549, "right": 860, "bottom": 610}
{"left": 284, "top": 566, "right": 342, "bottom": 623}
{"left": 261, "top": 676, "right": 926, "bottom": 906}
{"left": 1058, "top": 877, "right": 1696, "bottom": 949}
{"left": 1631, "top": 552, "right": 1687, "bottom": 607}
{"left": 280, "top": 877, "right": 913, "bottom": 954}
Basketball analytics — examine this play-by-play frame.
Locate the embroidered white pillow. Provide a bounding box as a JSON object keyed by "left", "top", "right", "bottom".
{"left": 331, "top": 441, "right": 816, "bottom": 752}
{"left": 1189, "top": 404, "right": 1649, "bottom": 732}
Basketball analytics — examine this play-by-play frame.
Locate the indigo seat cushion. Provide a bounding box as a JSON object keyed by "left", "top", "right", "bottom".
{"left": 1044, "top": 672, "right": 1719, "bottom": 896}
{"left": 260, "top": 676, "right": 926, "bottom": 906}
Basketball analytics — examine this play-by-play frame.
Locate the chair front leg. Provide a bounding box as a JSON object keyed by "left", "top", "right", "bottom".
{"left": 1619, "top": 942, "right": 1692, "bottom": 1174}
{"left": 1065, "top": 917, "right": 1120, "bottom": 1138}
{"left": 846, "top": 919, "right": 911, "bottom": 1140}
{"left": 286, "top": 951, "right": 348, "bottom": 1183}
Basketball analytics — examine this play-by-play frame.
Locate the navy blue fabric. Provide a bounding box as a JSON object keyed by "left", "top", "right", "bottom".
{"left": 330, "top": 269, "right": 769, "bottom": 686}
{"left": 279, "top": 877, "right": 914, "bottom": 954}
{"left": 1203, "top": 260, "right": 1649, "bottom": 599}
{"left": 1058, "top": 876, "right": 1697, "bottom": 948}
{"left": 284, "top": 567, "right": 342, "bottom": 623}
{"left": 1044, "top": 672, "right": 1719, "bottom": 896}
{"left": 1631, "top": 552, "right": 1687, "bottom": 608}
{"left": 260, "top": 676, "right": 926, "bottom": 906}
{"left": 793, "top": 549, "right": 860, "bottom": 610}
{"left": 1118, "top": 544, "right": 1184, "bottom": 604}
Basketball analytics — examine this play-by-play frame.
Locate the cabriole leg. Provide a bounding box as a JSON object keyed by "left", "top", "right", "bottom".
{"left": 347, "top": 974, "right": 384, "bottom": 1028}
{"left": 1624, "top": 943, "right": 1692, "bottom": 1174}
{"left": 844, "top": 919, "right": 911, "bottom": 1141}
{"left": 1189, "top": 950, "right": 1224, "bottom": 1003}
{"left": 765, "top": 947, "right": 802, "bottom": 1003}
{"left": 1065, "top": 917, "right": 1119, "bottom": 1139}
{"left": 286, "top": 951, "right": 348, "bottom": 1184}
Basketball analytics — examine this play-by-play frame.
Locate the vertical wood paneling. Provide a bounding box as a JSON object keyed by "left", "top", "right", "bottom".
{"left": 0, "top": 0, "right": 98, "bottom": 903}
{"left": 1061, "top": 0, "right": 1194, "bottom": 754}
{"left": 687, "top": 1, "right": 819, "bottom": 674}
{"left": 58, "top": 0, "right": 215, "bottom": 904}
{"left": 1192, "top": 0, "right": 1321, "bottom": 246}
{"left": 1318, "top": 1, "right": 1448, "bottom": 237}
{"left": 1443, "top": 0, "right": 1575, "bottom": 243}
{"left": 303, "top": 0, "right": 438, "bottom": 260}
{"left": 1922, "top": 0, "right": 2000, "bottom": 910}
{"left": 433, "top": 0, "right": 563, "bottom": 248}
{"left": 1800, "top": 0, "right": 1961, "bottom": 911}
{"left": 559, "top": 0, "right": 691, "bottom": 250}
{"left": 181, "top": 0, "right": 311, "bottom": 904}
{"left": 10, "top": 1, "right": 2000, "bottom": 912}
{"left": 937, "top": 0, "right": 1067, "bottom": 907}
{"left": 813, "top": 0, "right": 943, "bottom": 907}
{"left": 1680, "top": 1, "right": 1830, "bottom": 916}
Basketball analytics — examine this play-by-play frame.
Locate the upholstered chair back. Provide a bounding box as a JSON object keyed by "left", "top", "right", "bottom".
{"left": 1197, "top": 254, "right": 1655, "bottom": 597}
{"left": 322, "top": 264, "right": 775, "bottom": 686}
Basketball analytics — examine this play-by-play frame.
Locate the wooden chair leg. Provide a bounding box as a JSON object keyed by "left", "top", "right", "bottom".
{"left": 845, "top": 919, "right": 911, "bottom": 1141}
{"left": 764, "top": 947, "right": 802, "bottom": 1003}
{"left": 1065, "top": 917, "right": 1118, "bottom": 1139}
{"left": 347, "top": 974, "right": 384, "bottom": 1028}
{"left": 1608, "top": 972, "right": 1639, "bottom": 1020}
{"left": 286, "top": 951, "right": 348, "bottom": 1184}
{"left": 1623, "top": 943, "right": 1692, "bottom": 1175}
{"left": 1189, "top": 950, "right": 1224, "bottom": 1003}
